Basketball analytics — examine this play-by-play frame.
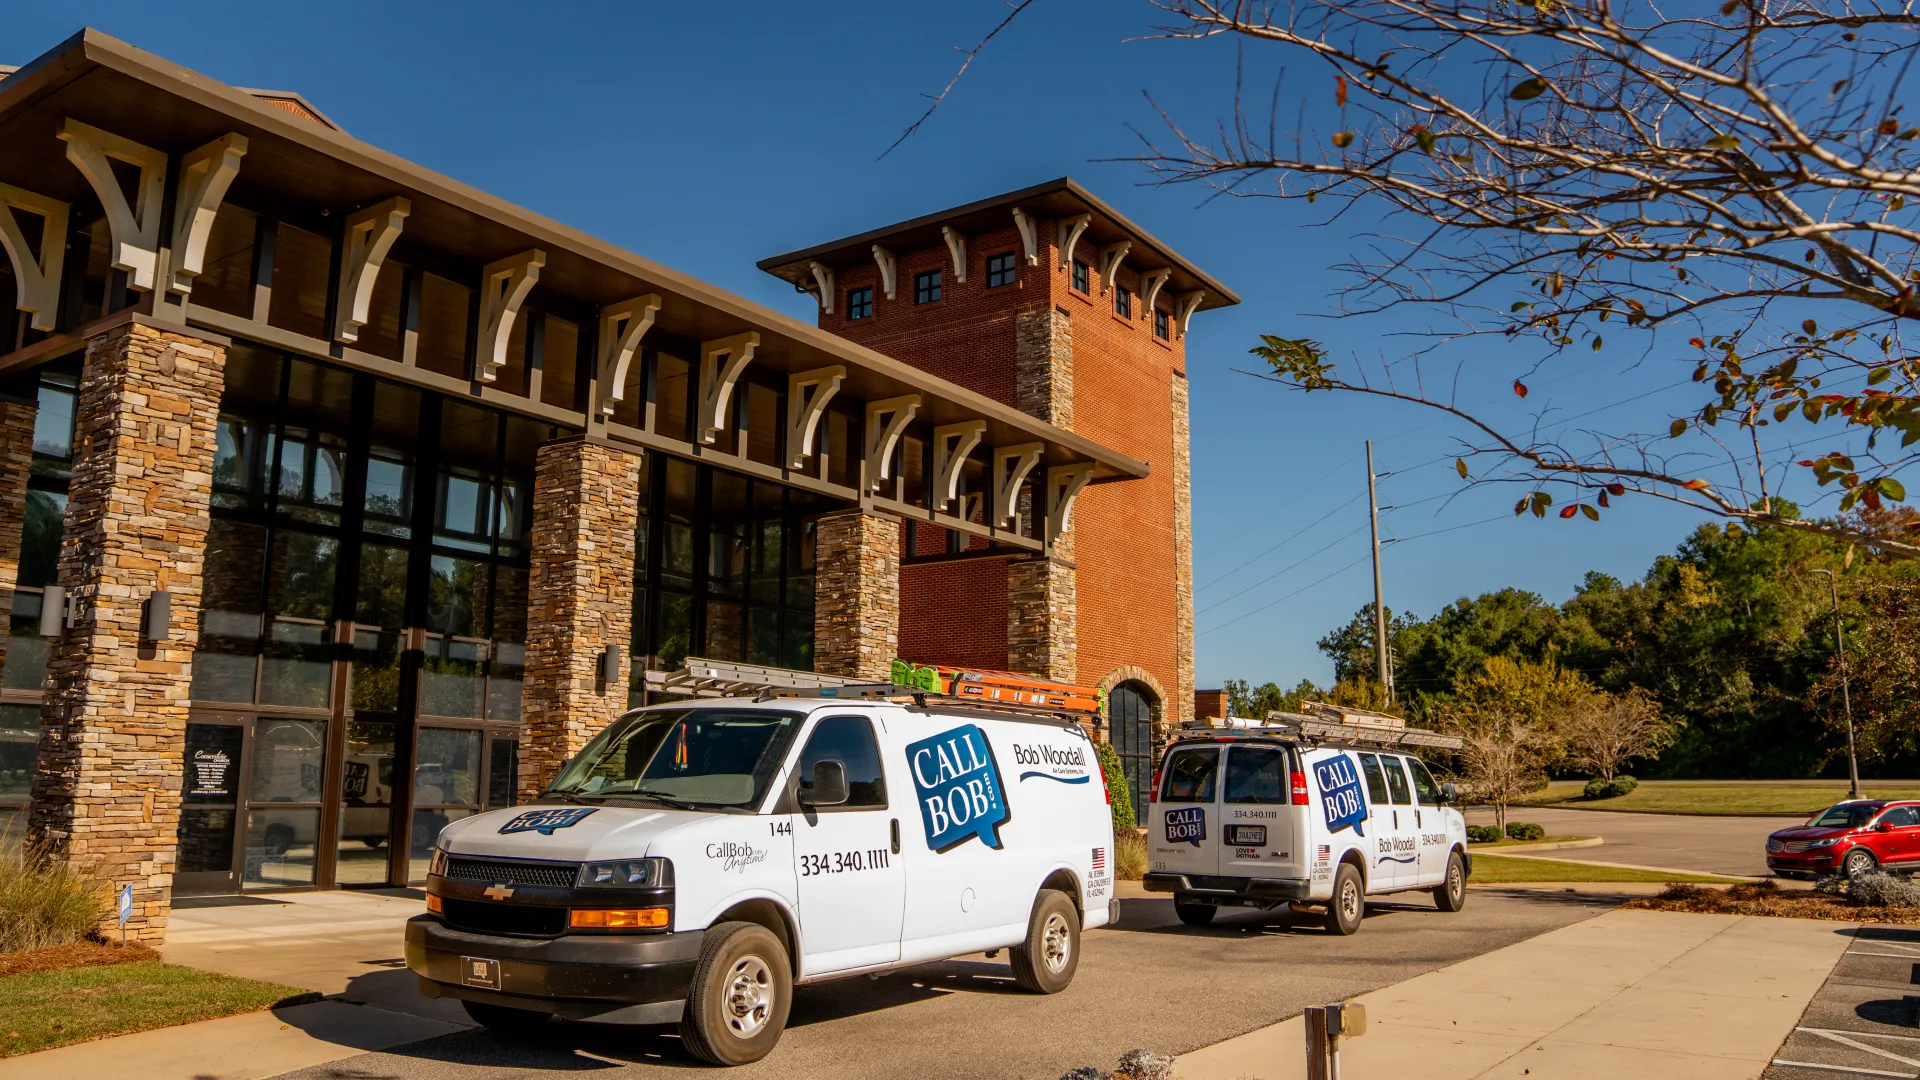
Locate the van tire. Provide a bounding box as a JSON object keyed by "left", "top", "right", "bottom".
{"left": 1323, "top": 864, "right": 1365, "bottom": 936}
{"left": 462, "top": 1000, "right": 549, "bottom": 1034}
{"left": 678, "top": 921, "right": 791, "bottom": 1066}
{"left": 1010, "top": 889, "right": 1079, "bottom": 994}
{"left": 1173, "top": 896, "right": 1217, "bottom": 927}
{"left": 1433, "top": 851, "right": 1467, "bottom": 912}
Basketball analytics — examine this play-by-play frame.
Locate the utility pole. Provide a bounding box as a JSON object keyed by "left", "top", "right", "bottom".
{"left": 1811, "top": 569, "right": 1860, "bottom": 799}
{"left": 1366, "top": 441, "right": 1393, "bottom": 702}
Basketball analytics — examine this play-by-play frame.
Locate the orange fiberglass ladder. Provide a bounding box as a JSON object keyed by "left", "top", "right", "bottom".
{"left": 889, "top": 660, "right": 1102, "bottom": 718}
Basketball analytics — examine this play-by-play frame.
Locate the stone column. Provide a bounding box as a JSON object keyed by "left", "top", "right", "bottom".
{"left": 0, "top": 393, "right": 38, "bottom": 682}
{"left": 1014, "top": 307, "right": 1073, "bottom": 431}
{"left": 1007, "top": 551, "right": 1076, "bottom": 682}
{"left": 519, "top": 437, "right": 643, "bottom": 801}
{"left": 1171, "top": 369, "right": 1195, "bottom": 728}
{"left": 29, "top": 319, "right": 227, "bottom": 943}
{"left": 814, "top": 509, "right": 901, "bottom": 681}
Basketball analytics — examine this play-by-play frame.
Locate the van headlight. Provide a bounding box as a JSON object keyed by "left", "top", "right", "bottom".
{"left": 578, "top": 858, "right": 671, "bottom": 887}
{"left": 428, "top": 847, "right": 448, "bottom": 878}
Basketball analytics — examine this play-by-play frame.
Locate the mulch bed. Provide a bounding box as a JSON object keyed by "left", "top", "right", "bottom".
{"left": 1625, "top": 881, "right": 1920, "bottom": 924}
{"left": 0, "top": 940, "right": 159, "bottom": 979}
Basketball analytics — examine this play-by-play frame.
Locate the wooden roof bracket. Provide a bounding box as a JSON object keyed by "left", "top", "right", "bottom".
{"left": 808, "top": 261, "right": 835, "bottom": 314}
{"left": 872, "top": 245, "right": 898, "bottom": 300}
{"left": 942, "top": 226, "right": 968, "bottom": 283}
{"left": 1012, "top": 207, "right": 1039, "bottom": 265}
{"left": 1056, "top": 214, "right": 1091, "bottom": 269}
{"left": 170, "top": 133, "right": 250, "bottom": 297}
{"left": 1141, "top": 267, "right": 1173, "bottom": 315}
{"left": 991, "top": 442, "right": 1044, "bottom": 527}
{"left": 474, "top": 249, "right": 545, "bottom": 382}
{"left": 863, "top": 395, "right": 921, "bottom": 491}
{"left": 595, "top": 293, "right": 661, "bottom": 416}
{"left": 1098, "top": 241, "right": 1131, "bottom": 296}
{"left": 333, "top": 196, "right": 410, "bottom": 343}
{"left": 58, "top": 119, "right": 167, "bottom": 293}
{"left": 1175, "top": 290, "right": 1206, "bottom": 336}
{"left": 785, "top": 365, "right": 845, "bottom": 468}
{"left": 1045, "top": 463, "right": 1094, "bottom": 544}
{"left": 697, "top": 332, "right": 760, "bottom": 444}
{"left": 0, "top": 184, "right": 69, "bottom": 332}
{"left": 932, "top": 420, "right": 986, "bottom": 508}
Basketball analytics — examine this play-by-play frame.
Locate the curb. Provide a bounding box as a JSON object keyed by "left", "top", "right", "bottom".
{"left": 1468, "top": 837, "right": 1604, "bottom": 853}
{"left": 1507, "top": 804, "right": 1814, "bottom": 818}
{"left": 1480, "top": 849, "right": 1757, "bottom": 882}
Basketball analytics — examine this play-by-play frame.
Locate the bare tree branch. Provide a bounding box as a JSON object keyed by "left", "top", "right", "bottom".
{"left": 878, "top": 0, "right": 1041, "bottom": 161}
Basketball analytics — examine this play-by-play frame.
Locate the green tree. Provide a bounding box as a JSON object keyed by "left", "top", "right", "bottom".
{"left": 1095, "top": 740, "right": 1136, "bottom": 831}
{"left": 1445, "top": 657, "right": 1591, "bottom": 829}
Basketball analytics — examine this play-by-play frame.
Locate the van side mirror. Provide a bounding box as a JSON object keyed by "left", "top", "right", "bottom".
{"left": 800, "top": 760, "right": 849, "bottom": 807}
{"left": 1440, "top": 782, "right": 1458, "bottom": 806}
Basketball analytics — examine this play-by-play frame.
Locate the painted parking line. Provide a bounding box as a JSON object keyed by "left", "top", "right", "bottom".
{"left": 1772, "top": 1060, "right": 1917, "bottom": 1078}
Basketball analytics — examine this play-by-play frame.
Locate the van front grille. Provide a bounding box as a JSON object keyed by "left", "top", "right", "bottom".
{"left": 445, "top": 857, "right": 577, "bottom": 889}
{"left": 441, "top": 898, "right": 567, "bottom": 938}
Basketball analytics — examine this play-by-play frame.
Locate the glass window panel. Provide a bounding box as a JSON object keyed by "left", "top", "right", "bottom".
{"left": 495, "top": 477, "right": 525, "bottom": 558}
{"left": 192, "top": 204, "right": 257, "bottom": 318}
{"left": 748, "top": 608, "right": 781, "bottom": 666}
{"left": 19, "top": 489, "right": 64, "bottom": 589}
{"left": 423, "top": 556, "right": 488, "bottom": 718}
{"left": 1159, "top": 746, "right": 1219, "bottom": 803}
{"left": 336, "top": 719, "right": 395, "bottom": 885}
{"left": 242, "top": 808, "right": 320, "bottom": 889}
{"left": 249, "top": 718, "right": 327, "bottom": 803}
{"left": 177, "top": 808, "right": 236, "bottom": 875}
{"left": 5, "top": 591, "right": 49, "bottom": 692}
{"left": 435, "top": 473, "right": 491, "bottom": 552}
{"left": 1381, "top": 755, "right": 1413, "bottom": 805}
{"left": 655, "top": 592, "right": 692, "bottom": 669}
{"left": 629, "top": 585, "right": 649, "bottom": 709}
{"left": 192, "top": 518, "right": 267, "bottom": 703}
{"left": 285, "top": 359, "right": 354, "bottom": 429}
{"left": 1224, "top": 746, "right": 1289, "bottom": 804}
{"left": 365, "top": 454, "right": 412, "bottom": 536}
{"left": 1356, "top": 753, "right": 1391, "bottom": 805}
{"left": 487, "top": 738, "right": 518, "bottom": 809}
{"left": 785, "top": 518, "right": 816, "bottom": 611}
{"left": 750, "top": 519, "right": 782, "bottom": 605}
{"left": 705, "top": 599, "right": 743, "bottom": 662}
{"left": 31, "top": 383, "right": 74, "bottom": 470}
{"left": 0, "top": 703, "right": 38, "bottom": 806}
{"left": 541, "top": 316, "right": 580, "bottom": 410}
{"left": 354, "top": 260, "right": 407, "bottom": 362}
{"left": 415, "top": 727, "right": 481, "bottom": 805}
{"left": 211, "top": 416, "right": 253, "bottom": 509}
{"left": 488, "top": 565, "right": 527, "bottom": 722}
{"left": 260, "top": 532, "right": 335, "bottom": 709}
{"left": 415, "top": 273, "right": 471, "bottom": 379}
{"left": 222, "top": 342, "right": 284, "bottom": 414}
{"left": 781, "top": 611, "right": 812, "bottom": 672}
{"left": 655, "top": 352, "right": 690, "bottom": 442}
{"left": 409, "top": 807, "right": 473, "bottom": 882}
{"left": 798, "top": 716, "right": 888, "bottom": 807}
{"left": 351, "top": 543, "right": 409, "bottom": 714}
{"left": 1407, "top": 758, "right": 1443, "bottom": 805}
{"left": 267, "top": 223, "right": 332, "bottom": 340}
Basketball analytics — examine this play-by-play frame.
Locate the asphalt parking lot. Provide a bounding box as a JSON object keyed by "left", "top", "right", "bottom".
{"left": 1468, "top": 806, "right": 1802, "bottom": 877}
{"left": 271, "top": 885, "right": 1616, "bottom": 1080}
{"left": 1767, "top": 924, "right": 1920, "bottom": 1080}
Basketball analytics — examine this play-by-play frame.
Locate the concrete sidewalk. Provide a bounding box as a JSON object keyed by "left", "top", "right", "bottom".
{"left": 1177, "top": 908, "right": 1855, "bottom": 1080}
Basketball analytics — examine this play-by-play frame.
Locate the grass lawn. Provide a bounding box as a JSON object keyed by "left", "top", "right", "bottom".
{"left": 1468, "top": 852, "right": 1742, "bottom": 885}
{"left": 0, "top": 960, "right": 316, "bottom": 1057}
{"left": 1515, "top": 783, "right": 1920, "bottom": 816}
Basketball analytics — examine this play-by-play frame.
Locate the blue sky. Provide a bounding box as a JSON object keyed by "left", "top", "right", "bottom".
{"left": 15, "top": 2, "right": 1803, "bottom": 689}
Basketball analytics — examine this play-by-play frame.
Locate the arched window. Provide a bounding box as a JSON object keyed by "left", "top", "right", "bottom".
{"left": 1108, "top": 682, "right": 1158, "bottom": 817}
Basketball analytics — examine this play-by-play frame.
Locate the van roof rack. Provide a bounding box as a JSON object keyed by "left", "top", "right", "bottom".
{"left": 1180, "top": 704, "right": 1463, "bottom": 751}
{"left": 642, "top": 657, "right": 1097, "bottom": 727}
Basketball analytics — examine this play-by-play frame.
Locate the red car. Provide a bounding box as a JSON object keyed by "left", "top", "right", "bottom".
{"left": 1767, "top": 800, "right": 1920, "bottom": 880}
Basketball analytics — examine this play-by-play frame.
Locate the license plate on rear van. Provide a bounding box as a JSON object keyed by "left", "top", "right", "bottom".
{"left": 461, "top": 956, "right": 501, "bottom": 990}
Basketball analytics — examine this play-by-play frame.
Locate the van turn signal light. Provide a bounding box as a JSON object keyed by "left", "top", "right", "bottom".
{"left": 1290, "top": 771, "right": 1310, "bottom": 805}
{"left": 426, "top": 894, "right": 443, "bottom": 913}
{"left": 569, "top": 907, "right": 670, "bottom": 929}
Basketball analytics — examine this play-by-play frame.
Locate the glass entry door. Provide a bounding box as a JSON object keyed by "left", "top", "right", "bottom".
{"left": 176, "top": 718, "right": 248, "bottom": 896}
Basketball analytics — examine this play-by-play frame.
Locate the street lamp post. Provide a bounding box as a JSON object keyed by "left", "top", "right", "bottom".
{"left": 1811, "top": 568, "right": 1860, "bottom": 800}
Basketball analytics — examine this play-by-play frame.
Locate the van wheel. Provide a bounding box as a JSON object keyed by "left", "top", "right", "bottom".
{"left": 1433, "top": 852, "right": 1467, "bottom": 912}
{"left": 1323, "top": 864, "right": 1365, "bottom": 936}
{"left": 462, "top": 1000, "right": 549, "bottom": 1035}
{"left": 1010, "top": 890, "right": 1080, "bottom": 994}
{"left": 679, "top": 921, "right": 791, "bottom": 1066}
{"left": 1173, "top": 896, "right": 1216, "bottom": 927}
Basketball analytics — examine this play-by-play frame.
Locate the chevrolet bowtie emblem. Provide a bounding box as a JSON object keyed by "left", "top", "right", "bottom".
{"left": 483, "top": 883, "right": 514, "bottom": 901}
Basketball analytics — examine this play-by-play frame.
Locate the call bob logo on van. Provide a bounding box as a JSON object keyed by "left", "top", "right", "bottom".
{"left": 908, "top": 724, "right": 1011, "bottom": 853}
{"left": 497, "top": 807, "right": 598, "bottom": 836}
{"left": 1165, "top": 806, "right": 1206, "bottom": 847}
{"left": 1314, "top": 755, "right": 1368, "bottom": 837}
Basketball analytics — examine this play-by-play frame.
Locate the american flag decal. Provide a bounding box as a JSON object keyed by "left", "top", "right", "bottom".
{"left": 1091, "top": 847, "right": 1106, "bottom": 872}
{"left": 1317, "top": 845, "right": 1331, "bottom": 862}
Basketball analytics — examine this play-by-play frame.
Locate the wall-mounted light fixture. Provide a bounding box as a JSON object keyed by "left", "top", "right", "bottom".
{"left": 140, "top": 591, "right": 172, "bottom": 643}
{"left": 38, "top": 585, "right": 67, "bottom": 638}
{"left": 598, "top": 643, "right": 621, "bottom": 684}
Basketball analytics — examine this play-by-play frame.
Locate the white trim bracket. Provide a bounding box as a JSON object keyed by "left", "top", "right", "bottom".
{"left": 474, "top": 250, "right": 546, "bottom": 381}
{"left": 1045, "top": 463, "right": 1095, "bottom": 544}
{"left": 872, "top": 245, "right": 898, "bottom": 300}
{"left": 1098, "top": 241, "right": 1131, "bottom": 296}
{"left": 941, "top": 226, "right": 968, "bottom": 284}
{"left": 1141, "top": 267, "right": 1173, "bottom": 315}
{"left": 1012, "top": 207, "right": 1039, "bottom": 266}
{"left": 169, "top": 133, "right": 250, "bottom": 296}
{"left": 931, "top": 420, "right": 986, "bottom": 508}
{"left": 808, "top": 261, "right": 835, "bottom": 314}
{"left": 0, "top": 184, "right": 70, "bottom": 332}
{"left": 697, "top": 332, "right": 759, "bottom": 444}
{"left": 1056, "top": 214, "right": 1091, "bottom": 270}
{"left": 596, "top": 293, "right": 662, "bottom": 416}
{"left": 785, "top": 366, "right": 845, "bottom": 468}
{"left": 1175, "top": 291, "right": 1206, "bottom": 336}
{"left": 333, "top": 196, "right": 410, "bottom": 343}
{"left": 991, "top": 442, "right": 1044, "bottom": 528}
{"left": 863, "top": 395, "right": 921, "bottom": 491}
{"left": 58, "top": 119, "right": 167, "bottom": 292}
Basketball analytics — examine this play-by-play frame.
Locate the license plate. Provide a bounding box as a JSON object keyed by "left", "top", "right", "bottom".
{"left": 461, "top": 956, "right": 501, "bottom": 991}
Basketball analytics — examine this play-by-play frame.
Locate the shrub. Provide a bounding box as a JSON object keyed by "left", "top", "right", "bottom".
{"left": 1848, "top": 871, "right": 1920, "bottom": 908}
{"left": 1095, "top": 741, "right": 1136, "bottom": 831}
{"left": 1505, "top": 821, "right": 1546, "bottom": 842}
{"left": 1466, "top": 825, "right": 1503, "bottom": 844}
{"left": 1582, "top": 775, "right": 1639, "bottom": 799}
{"left": 1113, "top": 830, "right": 1149, "bottom": 881}
{"left": 1814, "top": 873, "right": 1849, "bottom": 895}
{"left": 1609, "top": 775, "right": 1638, "bottom": 796}
{"left": 0, "top": 841, "right": 110, "bottom": 952}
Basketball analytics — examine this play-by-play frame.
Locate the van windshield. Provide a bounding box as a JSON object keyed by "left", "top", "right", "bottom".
{"left": 546, "top": 709, "right": 800, "bottom": 809}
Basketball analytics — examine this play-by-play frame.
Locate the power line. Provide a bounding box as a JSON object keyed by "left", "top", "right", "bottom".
{"left": 1212, "top": 450, "right": 1364, "bottom": 548}
{"left": 1196, "top": 523, "right": 1369, "bottom": 617}
{"left": 1199, "top": 555, "right": 1373, "bottom": 637}
{"left": 1385, "top": 515, "right": 1510, "bottom": 544}
{"left": 1200, "top": 491, "right": 1363, "bottom": 592}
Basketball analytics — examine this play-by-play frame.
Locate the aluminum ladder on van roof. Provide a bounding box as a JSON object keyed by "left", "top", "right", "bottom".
{"left": 1181, "top": 712, "right": 1464, "bottom": 751}
{"left": 641, "top": 657, "right": 1096, "bottom": 729}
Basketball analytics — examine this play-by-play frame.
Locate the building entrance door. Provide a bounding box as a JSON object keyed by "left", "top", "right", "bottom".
{"left": 176, "top": 718, "right": 249, "bottom": 896}
{"left": 1109, "top": 682, "right": 1156, "bottom": 820}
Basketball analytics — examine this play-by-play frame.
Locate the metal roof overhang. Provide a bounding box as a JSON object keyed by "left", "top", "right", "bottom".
{"left": 756, "top": 177, "right": 1241, "bottom": 313}
{"left": 0, "top": 30, "right": 1148, "bottom": 484}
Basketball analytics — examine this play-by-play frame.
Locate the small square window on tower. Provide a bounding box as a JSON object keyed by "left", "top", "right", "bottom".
{"left": 1155, "top": 307, "right": 1171, "bottom": 339}
{"left": 1072, "top": 259, "right": 1090, "bottom": 294}
{"left": 986, "top": 252, "right": 1017, "bottom": 288}
{"left": 915, "top": 269, "right": 942, "bottom": 305}
{"left": 1115, "top": 284, "right": 1133, "bottom": 319}
{"left": 847, "top": 286, "right": 873, "bottom": 319}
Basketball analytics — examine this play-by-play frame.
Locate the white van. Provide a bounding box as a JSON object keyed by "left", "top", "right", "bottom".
{"left": 406, "top": 693, "right": 1115, "bottom": 1065}
{"left": 1143, "top": 729, "right": 1470, "bottom": 935}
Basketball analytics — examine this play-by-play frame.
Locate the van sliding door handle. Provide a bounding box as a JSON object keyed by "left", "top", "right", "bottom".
{"left": 890, "top": 819, "right": 900, "bottom": 855}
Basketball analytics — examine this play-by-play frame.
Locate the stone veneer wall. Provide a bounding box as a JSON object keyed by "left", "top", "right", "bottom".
{"left": 0, "top": 395, "right": 37, "bottom": 681}
{"left": 1171, "top": 369, "right": 1194, "bottom": 728}
{"left": 29, "top": 320, "right": 227, "bottom": 942}
{"left": 519, "top": 437, "right": 643, "bottom": 801}
{"left": 1014, "top": 307, "right": 1073, "bottom": 430}
{"left": 1007, "top": 549, "right": 1077, "bottom": 682}
{"left": 814, "top": 509, "right": 901, "bottom": 681}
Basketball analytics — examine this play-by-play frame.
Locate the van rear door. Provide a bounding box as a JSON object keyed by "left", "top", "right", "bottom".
{"left": 1221, "top": 744, "right": 1300, "bottom": 879}
{"left": 1152, "top": 744, "right": 1221, "bottom": 879}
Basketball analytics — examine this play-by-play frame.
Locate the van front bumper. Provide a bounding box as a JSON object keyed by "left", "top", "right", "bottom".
{"left": 1142, "top": 872, "right": 1311, "bottom": 901}
{"left": 406, "top": 914, "right": 702, "bottom": 1021}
